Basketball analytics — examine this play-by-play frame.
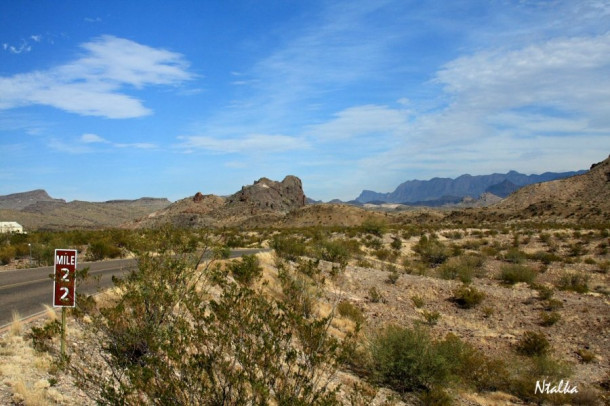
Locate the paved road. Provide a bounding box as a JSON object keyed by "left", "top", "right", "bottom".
{"left": 0, "top": 249, "right": 269, "bottom": 328}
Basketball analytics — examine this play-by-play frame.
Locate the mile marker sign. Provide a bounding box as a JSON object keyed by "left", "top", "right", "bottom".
{"left": 53, "top": 249, "right": 77, "bottom": 307}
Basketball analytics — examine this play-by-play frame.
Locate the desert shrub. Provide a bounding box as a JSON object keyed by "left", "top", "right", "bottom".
{"left": 0, "top": 245, "right": 16, "bottom": 265}
{"left": 270, "top": 234, "right": 308, "bottom": 261}
{"left": 418, "top": 388, "right": 453, "bottom": 405}
{"left": 413, "top": 235, "right": 450, "bottom": 266}
{"left": 87, "top": 239, "right": 122, "bottom": 261}
{"left": 576, "top": 348, "right": 595, "bottom": 363}
{"left": 421, "top": 310, "right": 441, "bottom": 326}
{"left": 452, "top": 285, "right": 485, "bottom": 309}
{"left": 411, "top": 295, "right": 425, "bottom": 308}
{"left": 515, "top": 331, "right": 550, "bottom": 356}
{"left": 27, "top": 320, "right": 61, "bottom": 353}
{"left": 386, "top": 270, "right": 400, "bottom": 284}
{"left": 337, "top": 301, "right": 365, "bottom": 325}
{"left": 71, "top": 245, "right": 342, "bottom": 405}
{"left": 295, "top": 258, "right": 320, "bottom": 277}
{"left": 508, "top": 355, "right": 573, "bottom": 404}
{"left": 368, "top": 327, "right": 508, "bottom": 395}
{"left": 368, "top": 287, "right": 384, "bottom": 303}
{"left": 503, "top": 247, "right": 527, "bottom": 264}
{"left": 539, "top": 311, "right": 561, "bottom": 327}
{"left": 390, "top": 237, "right": 402, "bottom": 250}
{"left": 368, "top": 325, "right": 452, "bottom": 393}
{"left": 213, "top": 244, "right": 231, "bottom": 259}
{"left": 362, "top": 237, "right": 383, "bottom": 249}
{"left": 533, "top": 284, "right": 555, "bottom": 300}
{"left": 500, "top": 264, "right": 537, "bottom": 285}
{"left": 278, "top": 269, "right": 316, "bottom": 319}
{"left": 438, "top": 254, "right": 484, "bottom": 283}
{"left": 556, "top": 272, "right": 589, "bottom": 293}
{"left": 314, "top": 239, "right": 351, "bottom": 268}
{"left": 360, "top": 218, "right": 386, "bottom": 237}
{"left": 229, "top": 254, "right": 262, "bottom": 285}
{"left": 527, "top": 250, "right": 561, "bottom": 265}
{"left": 542, "top": 298, "right": 563, "bottom": 311}
{"left": 373, "top": 248, "right": 393, "bottom": 261}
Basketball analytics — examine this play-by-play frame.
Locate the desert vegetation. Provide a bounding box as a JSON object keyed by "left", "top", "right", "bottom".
{"left": 1, "top": 220, "right": 609, "bottom": 405}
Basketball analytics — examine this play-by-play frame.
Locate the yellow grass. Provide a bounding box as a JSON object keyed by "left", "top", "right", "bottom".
{"left": 10, "top": 311, "right": 23, "bottom": 336}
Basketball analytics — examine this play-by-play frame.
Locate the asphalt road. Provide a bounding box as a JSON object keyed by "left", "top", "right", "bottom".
{"left": 0, "top": 248, "right": 268, "bottom": 328}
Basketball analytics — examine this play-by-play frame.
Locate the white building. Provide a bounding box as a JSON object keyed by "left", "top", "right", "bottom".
{"left": 0, "top": 221, "right": 24, "bottom": 233}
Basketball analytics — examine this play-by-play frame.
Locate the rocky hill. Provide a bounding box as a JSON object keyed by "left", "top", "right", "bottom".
{"left": 494, "top": 155, "right": 610, "bottom": 222}
{"left": 0, "top": 189, "right": 65, "bottom": 211}
{"left": 130, "top": 176, "right": 307, "bottom": 229}
{"left": 356, "top": 169, "right": 586, "bottom": 203}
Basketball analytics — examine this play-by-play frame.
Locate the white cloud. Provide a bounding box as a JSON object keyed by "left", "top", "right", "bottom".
{"left": 0, "top": 35, "right": 194, "bottom": 118}
{"left": 176, "top": 133, "right": 305, "bottom": 154}
{"left": 81, "top": 133, "right": 108, "bottom": 143}
{"left": 307, "top": 104, "right": 409, "bottom": 141}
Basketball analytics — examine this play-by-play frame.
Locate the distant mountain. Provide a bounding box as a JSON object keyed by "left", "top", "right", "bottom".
{"left": 356, "top": 170, "right": 586, "bottom": 203}
{"left": 485, "top": 179, "right": 520, "bottom": 198}
{"left": 0, "top": 190, "right": 170, "bottom": 230}
{"left": 0, "top": 189, "right": 65, "bottom": 210}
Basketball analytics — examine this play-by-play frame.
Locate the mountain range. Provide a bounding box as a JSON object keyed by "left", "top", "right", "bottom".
{"left": 355, "top": 170, "right": 587, "bottom": 203}
{"left": 1, "top": 158, "right": 607, "bottom": 230}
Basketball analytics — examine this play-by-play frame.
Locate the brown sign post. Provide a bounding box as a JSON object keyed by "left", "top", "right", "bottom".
{"left": 53, "top": 249, "right": 77, "bottom": 307}
{"left": 53, "top": 248, "right": 77, "bottom": 358}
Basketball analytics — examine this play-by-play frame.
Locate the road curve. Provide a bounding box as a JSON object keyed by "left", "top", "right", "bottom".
{"left": 0, "top": 248, "right": 269, "bottom": 328}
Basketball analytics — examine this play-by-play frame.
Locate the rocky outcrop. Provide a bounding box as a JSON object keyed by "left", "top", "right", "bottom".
{"left": 226, "top": 176, "right": 306, "bottom": 212}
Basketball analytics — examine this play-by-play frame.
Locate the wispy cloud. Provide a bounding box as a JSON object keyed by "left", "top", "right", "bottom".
{"left": 2, "top": 40, "right": 32, "bottom": 54}
{"left": 176, "top": 133, "right": 305, "bottom": 154}
{"left": 0, "top": 35, "right": 194, "bottom": 118}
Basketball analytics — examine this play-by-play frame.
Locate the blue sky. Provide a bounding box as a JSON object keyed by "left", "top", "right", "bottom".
{"left": 1, "top": 0, "right": 609, "bottom": 202}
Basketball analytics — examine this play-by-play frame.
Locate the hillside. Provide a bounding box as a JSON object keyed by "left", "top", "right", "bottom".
{"left": 0, "top": 191, "right": 171, "bottom": 230}
{"left": 494, "top": 155, "right": 610, "bottom": 221}
{"left": 356, "top": 169, "right": 586, "bottom": 203}
{"left": 0, "top": 190, "right": 65, "bottom": 211}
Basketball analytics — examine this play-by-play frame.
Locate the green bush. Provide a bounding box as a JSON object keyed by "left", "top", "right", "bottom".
{"left": 413, "top": 235, "right": 450, "bottom": 266}
{"left": 499, "top": 264, "right": 537, "bottom": 285}
{"left": 452, "top": 285, "right": 485, "bottom": 309}
{"left": 229, "top": 254, "right": 262, "bottom": 285}
{"left": 503, "top": 247, "right": 527, "bottom": 264}
{"left": 315, "top": 239, "right": 352, "bottom": 267}
{"left": 368, "top": 327, "right": 508, "bottom": 395}
{"left": 27, "top": 320, "right": 61, "bottom": 352}
{"left": 411, "top": 295, "right": 425, "bottom": 308}
{"left": 270, "top": 234, "right": 308, "bottom": 261}
{"left": 438, "top": 254, "right": 484, "bottom": 283}
{"left": 368, "top": 325, "right": 452, "bottom": 392}
{"left": 515, "top": 331, "right": 550, "bottom": 356}
{"left": 71, "top": 245, "right": 343, "bottom": 405}
{"left": 337, "top": 301, "right": 365, "bottom": 325}
{"left": 556, "top": 272, "right": 589, "bottom": 293}
{"left": 539, "top": 311, "right": 561, "bottom": 327}
{"left": 360, "top": 218, "right": 386, "bottom": 237}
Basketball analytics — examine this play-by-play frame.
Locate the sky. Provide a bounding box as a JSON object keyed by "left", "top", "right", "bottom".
{"left": 1, "top": 0, "right": 609, "bottom": 202}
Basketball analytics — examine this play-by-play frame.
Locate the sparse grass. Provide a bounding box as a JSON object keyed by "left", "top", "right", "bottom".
{"left": 10, "top": 311, "right": 23, "bottom": 336}
{"left": 337, "top": 300, "right": 365, "bottom": 325}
